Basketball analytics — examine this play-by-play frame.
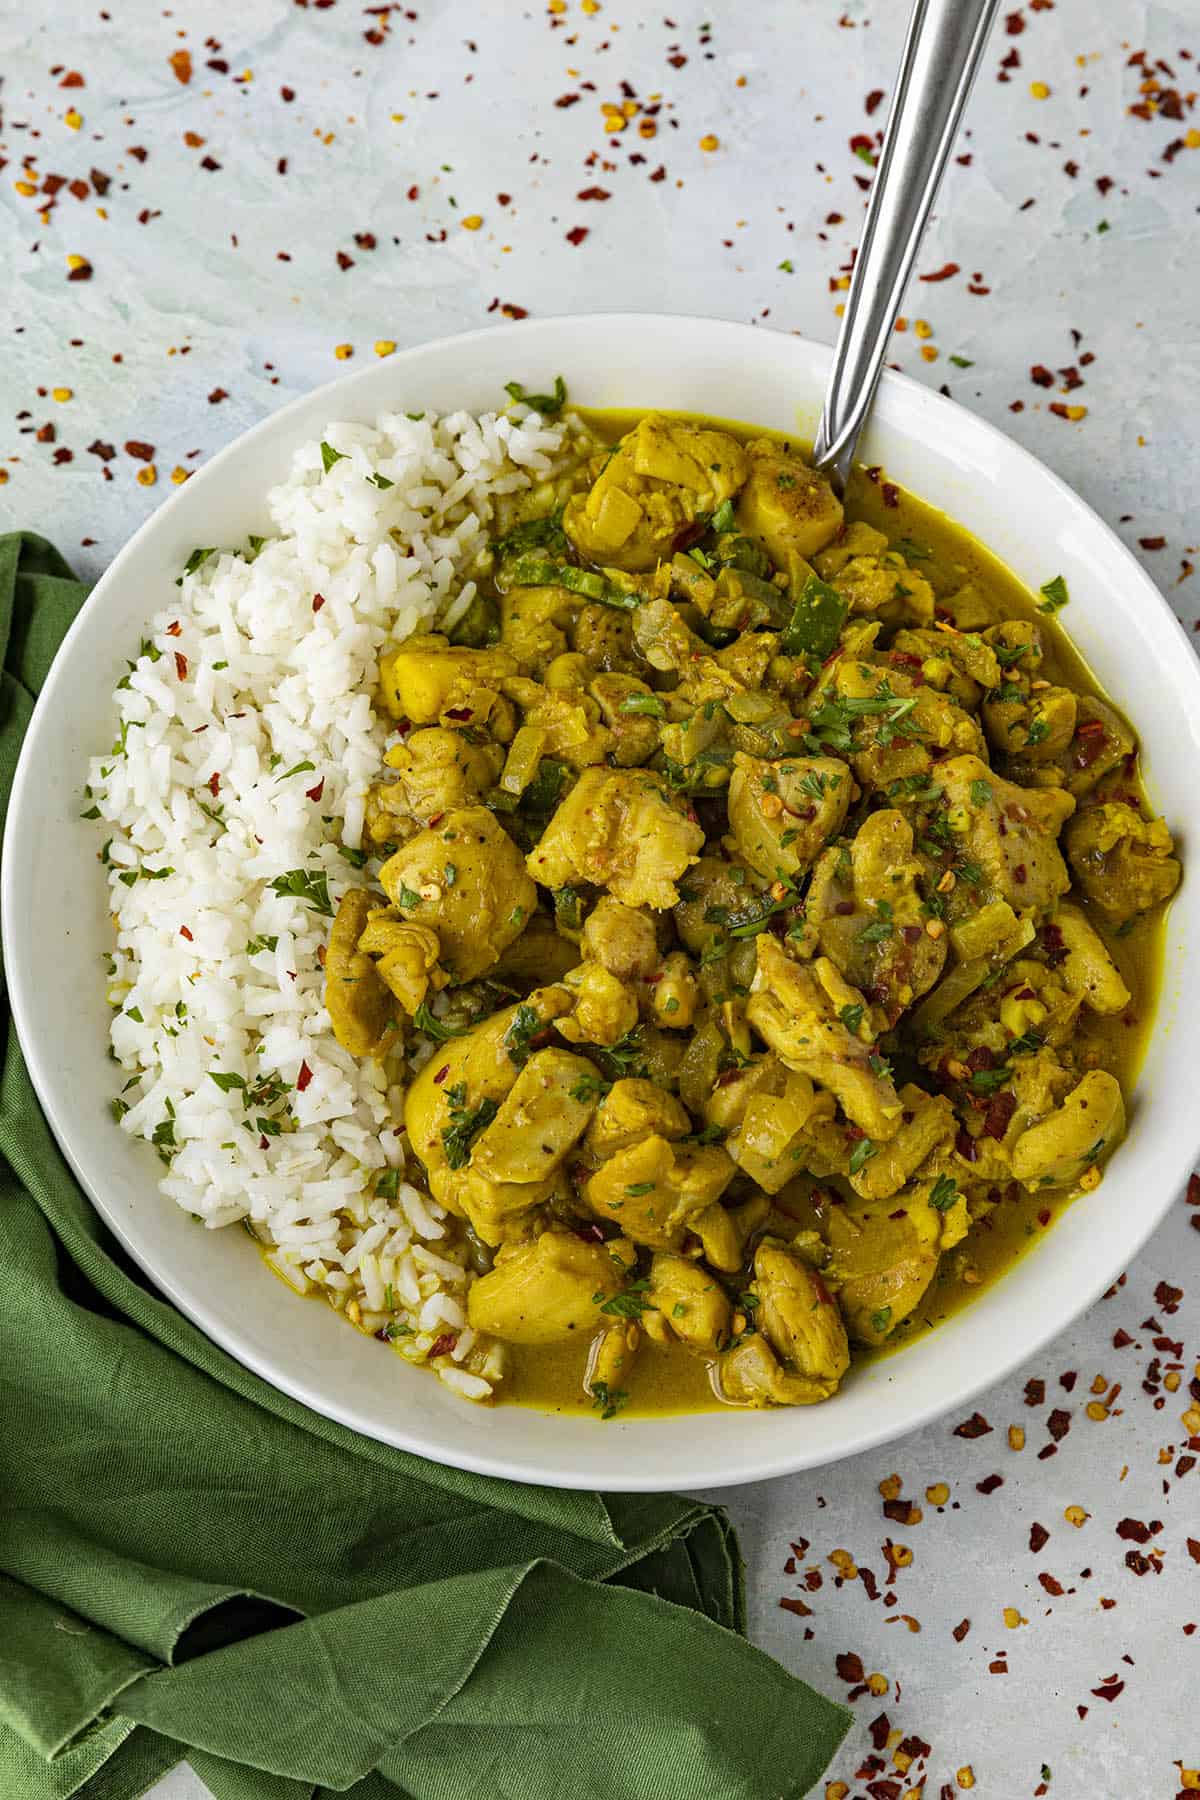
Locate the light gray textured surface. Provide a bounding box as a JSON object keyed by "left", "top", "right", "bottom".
{"left": 3, "top": 0, "right": 1198, "bottom": 1794}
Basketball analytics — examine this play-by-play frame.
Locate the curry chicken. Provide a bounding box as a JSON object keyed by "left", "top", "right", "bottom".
{"left": 323, "top": 407, "right": 1180, "bottom": 1417}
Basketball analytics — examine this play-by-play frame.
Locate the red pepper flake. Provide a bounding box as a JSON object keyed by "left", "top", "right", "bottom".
{"left": 577, "top": 185, "right": 611, "bottom": 201}
{"left": 207, "top": 771, "right": 220, "bottom": 797}
{"left": 554, "top": 92, "right": 580, "bottom": 107}
{"left": 1046, "top": 1407, "right": 1072, "bottom": 1441}
{"left": 312, "top": 593, "right": 326, "bottom": 612}
{"left": 919, "top": 262, "right": 960, "bottom": 282}
{"left": 881, "top": 482, "right": 900, "bottom": 508}
{"left": 1113, "top": 1328, "right": 1134, "bottom": 1348}
{"left": 208, "top": 387, "right": 229, "bottom": 404}
{"left": 967, "top": 281, "right": 991, "bottom": 295}
{"left": 1005, "top": 8, "right": 1025, "bottom": 30}
{"left": 1115, "top": 1517, "right": 1160, "bottom": 1544}
{"left": 1155, "top": 1279, "right": 1183, "bottom": 1314}
{"left": 67, "top": 258, "right": 93, "bottom": 282}
{"left": 865, "top": 87, "right": 886, "bottom": 114}
{"left": 565, "top": 225, "right": 589, "bottom": 246}
{"left": 984, "top": 1090, "right": 1017, "bottom": 1139}
{"left": 1029, "top": 1521, "right": 1050, "bottom": 1552}
{"left": 954, "top": 1411, "right": 992, "bottom": 1439}
{"left": 1030, "top": 364, "right": 1055, "bottom": 387}
{"left": 124, "top": 440, "right": 155, "bottom": 461}
{"left": 1024, "top": 1377, "right": 1046, "bottom": 1407}
{"left": 429, "top": 1332, "right": 458, "bottom": 1359}
{"left": 779, "top": 1595, "right": 812, "bottom": 1617}
{"left": 87, "top": 438, "right": 116, "bottom": 461}
{"left": 305, "top": 778, "right": 325, "bottom": 802}
{"left": 835, "top": 1651, "right": 866, "bottom": 1683}
{"left": 952, "top": 1617, "right": 971, "bottom": 1642}
{"left": 337, "top": 251, "right": 355, "bottom": 270}
{"left": 868, "top": 1713, "right": 890, "bottom": 1751}
{"left": 1091, "top": 1678, "right": 1125, "bottom": 1703}
{"left": 281, "top": 85, "right": 296, "bottom": 102}
{"left": 259, "top": 1135, "right": 270, "bottom": 1150}
{"left": 179, "top": 925, "right": 193, "bottom": 941}
{"left": 433, "top": 1063, "right": 449, "bottom": 1086}
{"left": 36, "top": 423, "right": 56, "bottom": 444}
{"left": 976, "top": 1473, "right": 1004, "bottom": 1495}
{"left": 169, "top": 49, "right": 193, "bottom": 83}
{"left": 296, "top": 1059, "right": 314, "bottom": 1092}
{"left": 883, "top": 1498, "right": 920, "bottom": 1524}
{"left": 174, "top": 651, "right": 189, "bottom": 681}
{"left": 1186, "top": 1539, "right": 1200, "bottom": 1564}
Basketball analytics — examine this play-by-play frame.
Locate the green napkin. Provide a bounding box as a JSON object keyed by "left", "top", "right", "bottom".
{"left": 0, "top": 531, "right": 849, "bottom": 1800}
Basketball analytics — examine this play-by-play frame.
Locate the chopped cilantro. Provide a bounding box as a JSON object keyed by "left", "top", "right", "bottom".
{"left": 320, "top": 441, "right": 347, "bottom": 473}
{"left": 1037, "top": 574, "right": 1069, "bottom": 615}
{"left": 441, "top": 1088, "right": 499, "bottom": 1170}
{"left": 928, "top": 1174, "right": 959, "bottom": 1212}
{"left": 504, "top": 374, "right": 567, "bottom": 416}
{"left": 269, "top": 868, "right": 334, "bottom": 916}
{"left": 848, "top": 1138, "right": 877, "bottom": 1174}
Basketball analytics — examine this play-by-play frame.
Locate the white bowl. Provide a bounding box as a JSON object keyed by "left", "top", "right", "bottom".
{"left": 5, "top": 314, "right": 1197, "bottom": 1492}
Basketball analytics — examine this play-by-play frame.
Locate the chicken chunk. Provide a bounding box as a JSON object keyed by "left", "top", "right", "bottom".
{"left": 380, "top": 806, "right": 537, "bottom": 982}
{"left": 704, "top": 1055, "right": 832, "bottom": 1193}
{"left": 1064, "top": 802, "right": 1181, "bottom": 928}
{"left": 324, "top": 887, "right": 399, "bottom": 1057}
{"left": 498, "top": 584, "right": 575, "bottom": 676}
{"left": 848, "top": 1084, "right": 957, "bottom": 1201}
{"left": 581, "top": 895, "right": 661, "bottom": 982}
{"left": 404, "top": 987, "right": 573, "bottom": 1207}
{"left": 583, "top": 1078, "right": 692, "bottom": 1161}
{"left": 813, "top": 522, "right": 935, "bottom": 629}
{"left": 748, "top": 937, "right": 905, "bottom": 1141}
{"left": 1009, "top": 1069, "right": 1125, "bottom": 1186}
{"left": 813, "top": 809, "right": 947, "bottom": 1021}
{"left": 755, "top": 1242, "right": 851, "bottom": 1395}
{"left": 582, "top": 1135, "right": 735, "bottom": 1249}
{"left": 647, "top": 1253, "right": 732, "bottom": 1356}
{"left": 734, "top": 440, "right": 843, "bottom": 581}
{"left": 356, "top": 914, "right": 445, "bottom": 1016}
{"left": 461, "top": 1047, "right": 602, "bottom": 1242}
{"left": 819, "top": 1186, "right": 952, "bottom": 1346}
{"left": 378, "top": 634, "right": 516, "bottom": 727}
{"left": 563, "top": 413, "right": 747, "bottom": 573}
{"left": 526, "top": 767, "right": 704, "bottom": 910}
{"left": 366, "top": 726, "right": 504, "bottom": 843}
{"left": 937, "top": 754, "right": 1075, "bottom": 916}
{"left": 1054, "top": 902, "right": 1131, "bottom": 1015}
{"left": 554, "top": 961, "right": 640, "bottom": 1048}
{"left": 726, "top": 753, "right": 851, "bottom": 881}
{"left": 466, "top": 1230, "right": 635, "bottom": 1344}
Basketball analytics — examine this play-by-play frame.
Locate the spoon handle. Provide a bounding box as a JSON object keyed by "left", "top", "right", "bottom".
{"left": 811, "top": 0, "right": 1001, "bottom": 493}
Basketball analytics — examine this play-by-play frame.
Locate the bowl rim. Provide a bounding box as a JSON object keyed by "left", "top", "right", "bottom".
{"left": 5, "top": 309, "right": 1198, "bottom": 1492}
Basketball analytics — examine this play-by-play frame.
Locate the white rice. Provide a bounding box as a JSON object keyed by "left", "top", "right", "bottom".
{"left": 87, "top": 402, "right": 588, "bottom": 1401}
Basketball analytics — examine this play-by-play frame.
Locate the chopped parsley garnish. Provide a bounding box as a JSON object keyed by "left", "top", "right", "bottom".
{"left": 503, "top": 1003, "right": 542, "bottom": 1068}
{"left": 1025, "top": 715, "right": 1050, "bottom": 747}
{"left": 269, "top": 868, "right": 334, "bottom": 916}
{"left": 569, "top": 1073, "right": 612, "bottom": 1104}
{"left": 395, "top": 883, "right": 424, "bottom": 909}
{"left": 871, "top": 1306, "right": 893, "bottom": 1335}
{"left": 838, "top": 1003, "right": 865, "bottom": 1035}
{"left": 928, "top": 1174, "right": 959, "bottom": 1212}
{"left": 1037, "top": 574, "right": 1069, "bottom": 615}
{"left": 848, "top": 1138, "right": 877, "bottom": 1174}
{"left": 590, "top": 1380, "right": 629, "bottom": 1421}
{"left": 337, "top": 845, "right": 368, "bottom": 869}
{"left": 320, "top": 441, "right": 347, "bottom": 473}
{"left": 970, "top": 778, "right": 993, "bottom": 807}
{"left": 441, "top": 1085, "right": 499, "bottom": 1170}
{"left": 412, "top": 1002, "right": 467, "bottom": 1043}
{"left": 274, "top": 759, "right": 317, "bottom": 783}
{"left": 710, "top": 498, "right": 735, "bottom": 534}
{"left": 968, "top": 1065, "right": 1011, "bottom": 1095}
{"left": 368, "top": 472, "right": 394, "bottom": 490}
{"left": 376, "top": 1168, "right": 401, "bottom": 1200}
{"left": 209, "top": 1070, "right": 246, "bottom": 1093}
{"left": 857, "top": 900, "right": 894, "bottom": 945}
{"left": 595, "top": 1276, "right": 653, "bottom": 1320}
{"left": 246, "top": 934, "right": 278, "bottom": 956}
{"left": 504, "top": 374, "right": 567, "bottom": 416}
{"left": 178, "top": 546, "right": 216, "bottom": 584}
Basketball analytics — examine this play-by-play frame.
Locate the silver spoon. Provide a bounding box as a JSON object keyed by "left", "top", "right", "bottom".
{"left": 811, "top": 0, "right": 1001, "bottom": 497}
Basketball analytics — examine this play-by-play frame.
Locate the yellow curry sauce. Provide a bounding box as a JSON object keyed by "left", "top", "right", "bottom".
{"left": 320, "top": 405, "right": 1178, "bottom": 1420}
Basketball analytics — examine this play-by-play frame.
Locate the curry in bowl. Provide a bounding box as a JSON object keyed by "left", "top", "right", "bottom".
{"left": 316, "top": 406, "right": 1179, "bottom": 1417}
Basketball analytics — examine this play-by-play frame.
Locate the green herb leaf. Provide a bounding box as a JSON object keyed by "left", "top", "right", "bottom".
{"left": 1037, "top": 573, "right": 1069, "bottom": 615}
{"left": 590, "top": 1380, "right": 629, "bottom": 1421}
{"left": 209, "top": 1071, "right": 246, "bottom": 1093}
{"left": 848, "top": 1138, "right": 877, "bottom": 1174}
{"left": 838, "top": 1002, "right": 865, "bottom": 1036}
{"left": 597, "top": 1276, "right": 653, "bottom": 1320}
{"left": 569, "top": 1073, "right": 611, "bottom": 1105}
{"left": 268, "top": 868, "right": 334, "bottom": 916}
{"left": 320, "top": 441, "right": 347, "bottom": 473}
{"left": 504, "top": 375, "right": 567, "bottom": 417}
{"left": 503, "top": 1003, "right": 542, "bottom": 1069}
{"left": 275, "top": 760, "right": 317, "bottom": 782}
{"left": 970, "top": 778, "right": 993, "bottom": 806}
{"left": 710, "top": 498, "right": 735, "bottom": 534}
{"left": 412, "top": 1002, "right": 467, "bottom": 1043}
{"left": 928, "top": 1173, "right": 959, "bottom": 1212}
{"left": 246, "top": 934, "right": 279, "bottom": 956}
{"left": 376, "top": 1168, "right": 401, "bottom": 1200}
{"left": 948, "top": 354, "right": 974, "bottom": 369}
{"left": 441, "top": 1090, "right": 499, "bottom": 1170}
{"left": 368, "top": 472, "right": 394, "bottom": 490}
{"left": 871, "top": 1305, "right": 893, "bottom": 1335}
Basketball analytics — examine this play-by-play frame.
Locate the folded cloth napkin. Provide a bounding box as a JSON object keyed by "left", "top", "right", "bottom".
{"left": 0, "top": 531, "right": 849, "bottom": 1800}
